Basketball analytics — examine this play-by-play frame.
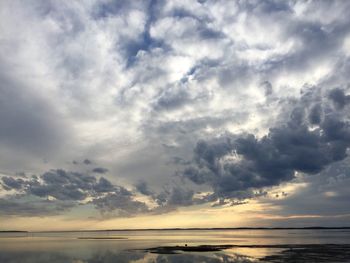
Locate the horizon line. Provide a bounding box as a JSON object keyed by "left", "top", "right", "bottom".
{"left": 2, "top": 226, "right": 350, "bottom": 233}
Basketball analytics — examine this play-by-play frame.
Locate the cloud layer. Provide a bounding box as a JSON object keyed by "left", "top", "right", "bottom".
{"left": 1, "top": 0, "right": 350, "bottom": 225}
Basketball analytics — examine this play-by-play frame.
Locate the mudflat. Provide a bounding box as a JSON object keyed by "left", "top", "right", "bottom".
{"left": 144, "top": 244, "right": 350, "bottom": 262}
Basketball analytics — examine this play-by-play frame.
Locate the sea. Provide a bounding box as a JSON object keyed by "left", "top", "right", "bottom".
{"left": 1, "top": 229, "right": 350, "bottom": 262}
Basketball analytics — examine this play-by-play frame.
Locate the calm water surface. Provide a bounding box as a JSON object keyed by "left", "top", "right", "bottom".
{"left": 1, "top": 229, "right": 350, "bottom": 262}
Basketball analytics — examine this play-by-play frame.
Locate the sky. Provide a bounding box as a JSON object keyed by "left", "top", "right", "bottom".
{"left": 1, "top": 0, "right": 350, "bottom": 231}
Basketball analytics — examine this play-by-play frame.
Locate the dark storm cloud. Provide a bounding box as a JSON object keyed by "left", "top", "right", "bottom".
{"left": 328, "top": 88, "right": 350, "bottom": 109}
{"left": 181, "top": 87, "right": 350, "bottom": 200}
{"left": 152, "top": 185, "right": 211, "bottom": 210}
{"left": 0, "top": 169, "right": 147, "bottom": 216}
{"left": 92, "top": 167, "right": 109, "bottom": 174}
{"left": 93, "top": 177, "right": 115, "bottom": 193}
{"left": 166, "top": 187, "right": 195, "bottom": 206}
{"left": 134, "top": 180, "right": 154, "bottom": 196}
{"left": 31, "top": 170, "right": 118, "bottom": 198}
{"left": 308, "top": 104, "right": 323, "bottom": 125}
{"left": 1, "top": 176, "right": 25, "bottom": 190}
{"left": 91, "top": 188, "right": 148, "bottom": 216}
{"left": 28, "top": 170, "right": 96, "bottom": 201}
{"left": 182, "top": 166, "right": 212, "bottom": 184}
{"left": 134, "top": 180, "right": 199, "bottom": 210}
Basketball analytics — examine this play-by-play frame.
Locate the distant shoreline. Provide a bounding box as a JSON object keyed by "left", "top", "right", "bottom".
{"left": 2, "top": 226, "right": 350, "bottom": 233}
{"left": 0, "top": 231, "right": 28, "bottom": 233}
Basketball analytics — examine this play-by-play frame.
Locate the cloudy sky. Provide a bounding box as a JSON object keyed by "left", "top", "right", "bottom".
{"left": 1, "top": 0, "right": 350, "bottom": 231}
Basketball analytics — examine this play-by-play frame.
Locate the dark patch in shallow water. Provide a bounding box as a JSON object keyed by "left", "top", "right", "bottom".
{"left": 143, "top": 244, "right": 350, "bottom": 262}
{"left": 260, "top": 244, "right": 350, "bottom": 262}
{"left": 144, "top": 244, "right": 234, "bottom": 254}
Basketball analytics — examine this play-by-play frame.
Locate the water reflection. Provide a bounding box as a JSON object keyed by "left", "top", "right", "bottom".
{"left": 1, "top": 229, "right": 350, "bottom": 262}
{"left": 0, "top": 250, "right": 257, "bottom": 263}
{"left": 151, "top": 253, "right": 256, "bottom": 263}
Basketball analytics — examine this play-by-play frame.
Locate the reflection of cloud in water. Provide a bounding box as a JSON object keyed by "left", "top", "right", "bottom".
{"left": 0, "top": 251, "right": 74, "bottom": 263}
{"left": 154, "top": 253, "right": 256, "bottom": 263}
{"left": 0, "top": 250, "right": 256, "bottom": 263}
{"left": 0, "top": 251, "right": 145, "bottom": 263}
